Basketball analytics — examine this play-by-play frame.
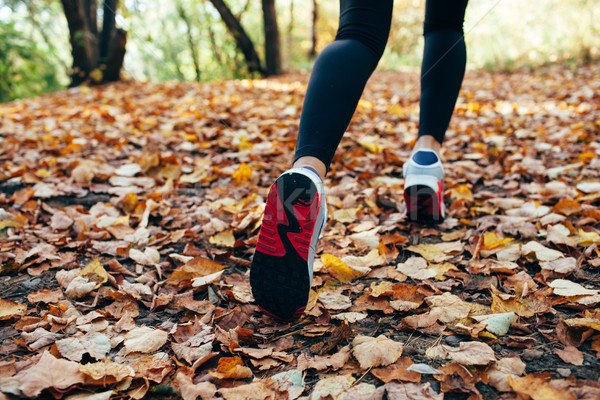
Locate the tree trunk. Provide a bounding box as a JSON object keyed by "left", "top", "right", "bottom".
{"left": 208, "top": 0, "right": 264, "bottom": 75}
{"left": 262, "top": 0, "right": 282, "bottom": 76}
{"left": 177, "top": 2, "right": 201, "bottom": 82}
{"left": 308, "top": 0, "right": 318, "bottom": 59}
{"left": 60, "top": 0, "right": 126, "bottom": 86}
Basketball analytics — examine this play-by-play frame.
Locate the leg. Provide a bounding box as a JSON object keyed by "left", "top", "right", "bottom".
{"left": 294, "top": 0, "right": 394, "bottom": 178}
{"left": 251, "top": 0, "right": 393, "bottom": 320}
{"left": 404, "top": 0, "right": 469, "bottom": 223}
{"left": 417, "top": 0, "right": 469, "bottom": 148}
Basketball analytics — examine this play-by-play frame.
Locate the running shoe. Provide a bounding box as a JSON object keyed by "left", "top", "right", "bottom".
{"left": 250, "top": 167, "right": 327, "bottom": 321}
{"left": 403, "top": 149, "right": 445, "bottom": 224}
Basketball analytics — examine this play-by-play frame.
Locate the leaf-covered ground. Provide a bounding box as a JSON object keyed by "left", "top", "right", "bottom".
{"left": 1, "top": 63, "right": 600, "bottom": 400}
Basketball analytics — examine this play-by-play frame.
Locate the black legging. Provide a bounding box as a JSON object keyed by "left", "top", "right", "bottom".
{"left": 294, "top": 0, "right": 469, "bottom": 170}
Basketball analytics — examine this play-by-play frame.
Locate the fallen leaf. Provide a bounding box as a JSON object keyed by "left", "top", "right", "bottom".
{"left": 311, "top": 375, "right": 354, "bottom": 400}
{"left": 549, "top": 279, "right": 598, "bottom": 297}
{"left": 210, "top": 356, "right": 252, "bottom": 379}
{"left": 371, "top": 357, "right": 420, "bottom": 383}
{"left": 396, "top": 257, "right": 436, "bottom": 281}
{"left": 167, "top": 257, "right": 226, "bottom": 286}
{"left": 209, "top": 230, "right": 236, "bottom": 247}
{"left": 15, "top": 351, "right": 85, "bottom": 398}
{"left": 271, "top": 370, "right": 305, "bottom": 400}
{"left": 349, "top": 227, "right": 380, "bottom": 250}
{"left": 78, "top": 259, "right": 108, "bottom": 289}
{"left": 318, "top": 290, "right": 352, "bottom": 310}
{"left": 487, "top": 357, "right": 527, "bottom": 392}
{"left": 472, "top": 312, "right": 516, "bottom": 336}
{"left": 65, "top": 391, "right": 113, "bottom": 400}
{"left": 123, "top": 327, "right": 169, "bottom": 355}
{"left": 175, "top": 372, "right": 217, "bottom": 400}
{"left": 522, "top": 241, "right": 564, "bottom": 262}
{"left": 554, "top": 345, "right": 584, "bottom": 366}
{"left": 321, "top": 253, "right": 369, "bottom": 283}
{"left": 508, "top": 373, "right": 577, "bottom": 400}
{"left": 129, "top": 247, "right": 160, "bottom": 266}
{"left": 297, "top": 345, "right": 350, "bottom": 371}
{"left": 79, "top": 360, "right": 134, "bottom": 383}
{"left": 0, "top": 299, "right": 27, "bottom": 320}
{"left": 218, "top": 381, "right": 272, "bottom": 400}
{"left": 351, "top": 335, "right": 403, "bottom": 369}
{"left": 56, "top": 332, "right": 111, "bottom": 362}
{"left": 232, "top": 163, "right": 252, "bottom": 184}
{"left": 426, "top": 341, "right": 496, "bottom": 365}
{"left": 425, "top": 292, "right": 471, "bottom": 323}
{"left": 385, "top": 382, "right": 443, "bottom": 399}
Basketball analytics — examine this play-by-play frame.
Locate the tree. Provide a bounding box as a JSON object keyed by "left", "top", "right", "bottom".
{"left": 262, "top": 0, "right": 282, "bottom": 75}
{"left": 177, "top": 2, "right": 202, "bottom": 82}
{"left": 60, "top": 0, "right": 127, "bottom": 86}
{"left": 208, "top": 0, "right": 264, "bottom": 75}
{"left": 308, "top": 0, "right": 318, "bottom": 58}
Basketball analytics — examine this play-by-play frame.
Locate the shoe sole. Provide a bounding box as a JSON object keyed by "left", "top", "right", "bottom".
{"left": 250, "top": 171, "right": 322, "bottom": 321}
{"left": 404, "top": 175, "right": 445, "bottom": 224}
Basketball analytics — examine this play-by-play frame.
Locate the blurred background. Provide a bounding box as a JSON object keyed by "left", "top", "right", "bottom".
{"left": 1, "top": 0, "right": 598, "bottom": 102}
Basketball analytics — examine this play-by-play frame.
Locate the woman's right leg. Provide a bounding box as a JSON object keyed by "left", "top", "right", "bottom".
{"left": 294, "top": 0, "right": 394, "bottom": 178}
{"left": 251, "top": 0, "right": 393, "bottom": 321}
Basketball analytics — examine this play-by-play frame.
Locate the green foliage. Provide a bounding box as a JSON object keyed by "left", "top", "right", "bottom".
{"left": 0, "top": 22, "right": 62, "bottom": 102}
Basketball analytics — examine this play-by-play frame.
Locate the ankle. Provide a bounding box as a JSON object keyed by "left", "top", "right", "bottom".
{"left": 413, "top": 135, "right": 442, "bottom": 154}
{"left": 293, "top": 156, "right": 327, "bottom": 181}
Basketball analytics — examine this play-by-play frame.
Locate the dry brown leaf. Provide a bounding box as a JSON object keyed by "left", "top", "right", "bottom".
{"left": 425, "top": 292, "right": 471, "bottom": 323}
{"left": 56, "top": 332, "right": 110, "bottom": 362}
{"left": 385, "top": 382, "right": 443, "bottom": 400}
{"left": 487, "top": 357, "right": 527, "bottom": 392}
{"left": 209, "top": 356, "right": 253, "bottom": 379}
{"left": 351, "top": 335, "right": 403, "bottom": 369}
{"left": 175, "top": 372, "right": 217, "bottom": 400}
{"left": 396, "top": 257, "right": 436, "bottom": 281}
{"left": 218, "top": 381, "right": 273, "bottom": 400}
{"left": 427, "top": 341, "right": 496, "bottom": 365}
{"left": 554, "top": 345, "right": 584, "bottom": 366}
{"left": 297, "top": 345, "right": 350, "bottom": 371}
{"left": 371, "top": 357, "right": 421, "bottom": 383}
{"left": 79, "top": 360, "right": 134, "bottom": 383}
{"left": 15, "top": 351, "right": 85, "bottom": 398}
{"left": 0, "top": 299, "right": 27, "bottom": 320}
{"left": 508, "top": 373, "right": 577, "bottom": 400}
{"left": 122, "top": 327, "right": 169, "bottom": 355}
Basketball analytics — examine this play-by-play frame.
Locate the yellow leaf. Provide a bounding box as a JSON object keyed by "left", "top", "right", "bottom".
{"left": 90, "top": 68, "right": 103, "bottom": 82}
{"left": 491, "top": 293, "right": 535, "bottom": 318}
{"left": 0, "top": 298, "right": 27, "bottom": 320}
{"left": 232, "top": 163, "right": 252, "bottom": 184}
{"left": 78, "top": 259, "right": 108, "bottom": 290}
{"left": 406, "top": 244, "right": 445, "bottom": 261}
{"left": 321, "top": 254, "right": 366, "bottom": 283}
{"left": 563, "top": 317, "right": 600, "bottom": 331}
{"left": 358, "top": 139, "right": 382, "bottom": 153}
{"left": 209, "top": 230, "right": 236, "bottom": 247}
{"left": 483, "top": 232, "right": 514, "bottom": 251}
{"left": 448, "top": 184, "right": 474, "bottom": 202}
{"left": 508, "top": 374, "right": 577, "bottom": 400}
{"left": 166, "top": 257, "right": 225, "bottom": 286}
{"left": 576, "top": 229, "right": 600, "bottom": 246}
{"left": 430, "top": 262, "right": 459, "bottom": 280}
{"left": 210, "top": 356, "right": 252, "bottom": 379}
{"left": 332, "top": 207, "right": 359, "bottom": 223}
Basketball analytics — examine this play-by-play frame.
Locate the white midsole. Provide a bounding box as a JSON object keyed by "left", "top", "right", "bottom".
{"left": 282, "top": 167, "right": 327, "bottom": 286}
{"left": 404, "top": 174, "right": 440, "bottom": 192}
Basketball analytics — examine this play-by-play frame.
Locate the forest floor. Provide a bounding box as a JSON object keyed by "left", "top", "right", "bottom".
{"left": 1, "top": 63, "right": 600, "bottom": 400}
